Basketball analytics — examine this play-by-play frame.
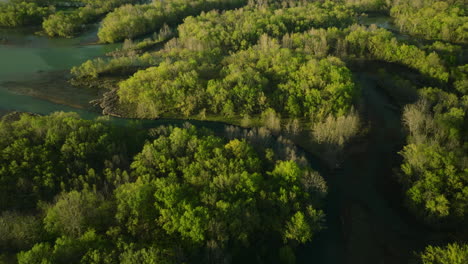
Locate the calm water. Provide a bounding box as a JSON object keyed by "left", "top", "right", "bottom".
{"left": 0, "top": 26, "right": 119, "bottom": 111}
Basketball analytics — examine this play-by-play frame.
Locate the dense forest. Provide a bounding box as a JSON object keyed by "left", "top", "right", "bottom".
{"left": 0, "top": 113, "right": 326, "bottom": 263}
{"left": 0, "top": 0, "right": 467, "bottom": 263}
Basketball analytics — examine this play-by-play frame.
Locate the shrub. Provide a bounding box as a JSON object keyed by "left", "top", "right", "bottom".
{"left": 312, "top": 110, "right": 360, "bottom": 147}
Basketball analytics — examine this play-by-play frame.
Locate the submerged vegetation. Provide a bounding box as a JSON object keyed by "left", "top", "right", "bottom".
{"left": 0, "top": 0, "right": 467, "bottom": 263}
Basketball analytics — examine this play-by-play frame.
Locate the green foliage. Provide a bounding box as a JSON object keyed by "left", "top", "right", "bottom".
{"left": 279, "top": 56, "right": 356, "bottom": 119}
{"left": 91, "top": 21, "right": 449, "bottom": 122}
{"left": 70, "top": 26, "right": 174, "bottom": 80}
{"left": 344, "top": 25, "right": 450, "bottom": 81}
{"left": 312, "top": 109, "right": 360, "bottom": 147}
{"left": 419, "top": 243, "right": 468, "bottom": 264}
{"left": 1, "top": 117, "right": 325, "bottom": 263}
{"left": 281, "top": 25, "right": 451, "bottom": 82}
{"left": 17, "top": 242, "right": 53, "bottom": 264}
{"left": 284, "top": 211, "right": 313, "bottom": 243}
{"left": 98, "top": 0, "right": 249, "bottom": 43}
{"left": 343, "top": 0, "right": 389, "bottom": 12}
{"left": 43, "top": 190, "right": 113, "bottom": 238}
{"left": 42, "top": 0, "right": 143, "bottom": 38}
{"left": 177, "top": 2, "right": 356, "bottom": 51}
{"left": 391, "top": 0, "right": 467, "bottom": 43}
{"left": 114, "top": 179, "right": 159, "bottom": 240}
{"left": 452, "top": 64, "right": 468, "bottom": 94}
{"left": 0, "top": 112, "right": 138, "bottom": 210}
{"left": 42, "top": 11, "right": 86, "bottom": 38}
{"left": 0, "top": 211, "right": 44, "bottom": 251}
{"left": 0, "top": 0, "right": 144, "bottom": 37}
{"left": 118, "top": 59, "right": 206, "bottom": 118}
{"left": 118, "top": 35, "right": 357, "bottom": 120}
{"left": 400, "top": 143, "right": 466, "bottom": 219}
{"left": 71, "top": 53, "right": 161, "bottom": 80}
{"left": 6, "top": 0, "right": 467, "bottom": 261}
{"left": 0, "top": 1, "right": 52, "bottom": 27}
{"left": 424, "top": 41, "right": 463, "bottom": 66}
{"left": 261, "top": 108, "right": 281, "bottom": 132}
{"left": 400, "top": 89, "right": 467, "bottom": 224}
{"left": 117, "top": 126, "right": 326, "bottom": 259}
{"left": 17, "top": 230, "right": 106, "bottom": 264}
{"left": 119, "top": 246, "right": 174, "bottom": 264}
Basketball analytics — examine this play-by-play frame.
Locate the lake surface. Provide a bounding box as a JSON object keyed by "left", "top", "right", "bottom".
{"left": 0, "top": 26, "right": 119, "bottom": 111}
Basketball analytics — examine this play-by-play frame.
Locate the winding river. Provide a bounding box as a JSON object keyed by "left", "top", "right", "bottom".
{"left": 0, "top": 17, "right": 441, "bottom": 264}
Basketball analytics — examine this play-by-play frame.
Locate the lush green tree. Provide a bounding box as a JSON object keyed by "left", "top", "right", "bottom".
{"left": 452, "top": 64, "right": 468, "bottom": 94}
{"left": 399, "top": 88, "right": 467, "bottom": 225}
{"left": 312, "top": 109, "right": 360, "bottom": 147}
{"left": 279, "top": 56, "right": 356, "bottom": 119}
{"left": 42, "top": 11, "right": 86, "bottom": 38}
{"left": 115, "top": 126, "right": 326, "bottom": 261}
{"left": 391, "top": 0, "right": 467, "bottom": 43}
{"left": 118, "top": 59, "right": 206, "bottom": 118}
{"left": 43, "top": 190, "right": 114, "bottom": 238}
{"left": 344, "top": 25, "right": 450, "bottom": 81}
{"left": 118, "top": 35, "right": 357, "bottom": 121}
{"left": 98, "top": 0, "right": 249, "bottom": 43}
{"left": 0, "top": 112, "right": 140, "bottom": 210}
{"left": 17, "top": 230, "right": 107, "bottom": 264}
{"left": 0, "top": 1, "right": 52, "bottom": 27}
{"left": 419, "top": 243, "right": 468, "bottom": 264}
{"left": 343, "top": 0, "right": 389, "bottom": 12}
{"left": 177, "top": 1, "right": 356, "bottom": 51}
{"left": 42, "top": 0, "right": 144, "bottom": 38}
{"left": 17, "top": 242, "right": 53, "bottom": 264}
{"left": 2, "top": 119, "right": 326, "bottom": 263}
{"left": 118, "top": 245, "right": 175, "bottom": 264}
{"left": 0, "top": 211, "right": 44, "bottom": 251}
{"left": 84, "top": 21, "right": 451, "bottom": 121}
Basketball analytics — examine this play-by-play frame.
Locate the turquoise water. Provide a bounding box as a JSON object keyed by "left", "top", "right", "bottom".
{"left": 0, "top": 26, "right": 118, "bottom": 111}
